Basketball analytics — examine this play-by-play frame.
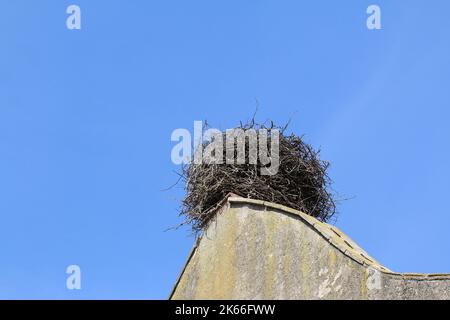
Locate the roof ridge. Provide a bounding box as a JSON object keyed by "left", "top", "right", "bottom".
{"left": 226, "top": 196, "right": 450, "bottom": 279}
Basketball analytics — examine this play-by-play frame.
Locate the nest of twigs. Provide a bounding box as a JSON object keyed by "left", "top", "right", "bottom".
{"left": 180, "top": 121, "right": 336, "bottom": 232}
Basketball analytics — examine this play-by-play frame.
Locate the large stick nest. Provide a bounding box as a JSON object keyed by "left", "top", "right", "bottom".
{"left": 180, "top": 121, "right": 336, "bottom": 232}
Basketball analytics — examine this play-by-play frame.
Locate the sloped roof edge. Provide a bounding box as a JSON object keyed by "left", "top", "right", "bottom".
{"left": 170, "top": 195, "right": 450, "bottom": 298}
{"left": 227, "top": 196, "right": 450, "bottom": 280}
{"left": 229, "top": 196, "right": 390, "bottom": 272}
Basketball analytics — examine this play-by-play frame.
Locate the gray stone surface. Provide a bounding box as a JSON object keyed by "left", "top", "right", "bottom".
{"left": 170, "top": 196, "right": 450, "bottom": 300}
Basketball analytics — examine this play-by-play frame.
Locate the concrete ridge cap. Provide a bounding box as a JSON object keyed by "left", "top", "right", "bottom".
{"left": 226, "top": 196, "right": 450, "bottom": 279}
{"left": 399, "top": 273, "right": 450, "bottom": 279}
{"left": 227, "top": 196, "right": 388, "bottom": 272}
{"left": 169, "top": 195, "right": 450, "bottom": 300}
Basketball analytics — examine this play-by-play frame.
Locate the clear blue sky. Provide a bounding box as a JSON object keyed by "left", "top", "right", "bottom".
{"left": 1, "top": 0, "right": 450, "bottom": 299}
